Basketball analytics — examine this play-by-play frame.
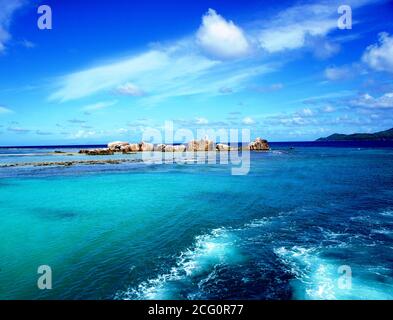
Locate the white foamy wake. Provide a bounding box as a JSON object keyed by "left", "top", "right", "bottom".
{"left": 115, "top": 227, "right": 244, "bottom": 300}
{"left": 114, "top": 210, "right": 303, "bottom": 300}
{"left": 243, "top": 217, "right": 270, "bottom": 228}
{"left": 378, "top": 209, "right": 393, "bottom": 218}
{"left": 275, "top": 246, "right": 393, "bottom": 300}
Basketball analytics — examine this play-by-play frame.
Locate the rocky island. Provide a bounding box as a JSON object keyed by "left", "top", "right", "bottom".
{"left": 0, "top": 138, "right": 270, "bottom": 168}
{"left": 79, "top": 137, "right": 270, "bottom": 155}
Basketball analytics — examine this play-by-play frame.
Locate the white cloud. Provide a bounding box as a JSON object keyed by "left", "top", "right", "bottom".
{"left": 0, "top": 0, "right": 25, "bottom": 52}
{"left": 219, "top": 86, "right": 233, "bottom": 94}
{"left": 50, "top": 50, "right": 172, "bottom": 101}
{"left": 196, "top": 9, "right": 250, "bottom": 60}
{"left": 301, "top": 108, "right": 314, "bottom": 116}
{"left": 257, "top": 4, "right": 337, "bottom": 53}
{"left": 7, "top": 126, "right": 30, "bottom": 133}
{"left": 116, "top": 83, "right": 145, "bottom": 96}
{"left": 82, "top": 100, "right": 118, "bottom": 111}
{"left": 312, "top": 39, "right": 340, "bottom": 59}
{"left": 263, "top": 106, "right": 325, "bottom": 127}
{"left": 68, "top": 118, "right": 87, "bottom": 124}
{"left": 35, "top": 130, "right": 52, "bottom": 136}
{"left": 256, "top": 1, "right": 375, "bottom": 54}
{"left": 322, "top": 105, "right": 335, "bottom": 113}
{"left": 71, "top": 130, "right": 97, "bottom": 139}
{"left": 362, "top": 32, "right": 393, "bottom": 73}
{"left": 242, "top": 117, "right": 255, "bottom": 125}
{"left": 64, "top": 127, "right": 136, "bottom": 140}
{"left": 195, "top": 117, "right": 209, "bottom": 125}
{"left": 350, "top": 92, "right": 393, "bottom": 109}
{"left": 324, "top": 65, "right": 353, "bottom": 80}
{"left": 20, "top": 39, "right": 36, "bottom": 49}
{"left": 0, "top": 106, "right": 13, "bottom": 114}
{"left": 253, "top": 83, "right": 283, "bottom": 93}
{"left": 279, "top": 116, "right": 308, "bottom": 126}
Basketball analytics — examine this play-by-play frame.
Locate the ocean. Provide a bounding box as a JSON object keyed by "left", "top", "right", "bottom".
{"left": 0, "top": 142, "right": 393, "bottom": 300}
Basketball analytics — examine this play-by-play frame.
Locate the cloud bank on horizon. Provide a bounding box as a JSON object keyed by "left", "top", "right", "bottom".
{"left": 0, "top": 0, "right": 393, "bottom": 145}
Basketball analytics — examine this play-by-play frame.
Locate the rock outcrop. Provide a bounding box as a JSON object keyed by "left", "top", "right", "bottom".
{"left": 79, "top": 148, "right": 114, "bottom": 155}
{"left": 140, "top": 142, "right": 154, "bottom": 152}
{"left": 216, "top": 143, "right": 231, "bottom": 151}
{"left": 121, "top": 144, "right": 140, "bottom": 153}
{"left": 248, "top": 138, "right": 270, "bottom": 151}
{"left": 164, "top": 145, "right": 174, "bottom": 152}
{"left": 164, "top": 145, "right": 187, "bottom": 152}
{"left": 154, "top": 144, "right": 166, "bottom": 152}
{"left": 187, "top": 138, "right": 214, "bottom": 152}
{"left": 78, "top": 137, "right": 270, "bottom": 155}
{"left": 108, "top": 141, "right": 130, "bottom": 151}
{"left": 173, "top": 145, "right": 186, "bottom": 152}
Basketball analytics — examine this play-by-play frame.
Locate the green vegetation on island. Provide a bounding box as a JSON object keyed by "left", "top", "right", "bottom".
{"left": 317, "top": 128, "right": 393, "bottom": 141}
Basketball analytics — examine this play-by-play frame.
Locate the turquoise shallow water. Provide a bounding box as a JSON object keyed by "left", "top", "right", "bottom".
{"left": 1, "top": 145, "right": 393, "bottom": 299}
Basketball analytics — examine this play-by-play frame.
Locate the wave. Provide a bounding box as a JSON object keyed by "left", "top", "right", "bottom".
{"left": 275, "top": 245, "right": 393, "bottom": 300}
{"left": 115, "top": 214, "right": 276, "bottom": 300}
{"left": 115, "top": 227, "right": 244, "bottom": 300}
{"left": 378, "top": 209, "right": 393, "bottom": 218}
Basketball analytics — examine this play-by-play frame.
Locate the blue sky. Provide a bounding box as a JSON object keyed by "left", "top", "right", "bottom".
{"left": 0, "top": 0, "right": 393, "bottom": 145}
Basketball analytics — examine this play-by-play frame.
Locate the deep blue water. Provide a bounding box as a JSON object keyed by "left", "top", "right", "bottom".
{"left": 0, "top": 142, "right": 393, "bottom": 300}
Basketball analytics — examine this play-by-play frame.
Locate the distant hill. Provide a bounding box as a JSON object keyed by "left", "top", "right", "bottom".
{"left": 317, "top": 128, "right": 393, "bottom": 141}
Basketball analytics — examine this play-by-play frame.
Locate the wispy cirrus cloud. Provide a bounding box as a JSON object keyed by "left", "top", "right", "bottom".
{"left": 48, "top": 8, "right": 282, "bottom": 105}
{"left": 0, "top": 105, "right": 13, "bottom": 114}
{"left": 82, "top": 100, "right": 118, "bottom": 112}
{"left": 116, "top": 83, "right": 145, "bottom": 96}
{"left": 20, "top": 39, "right": 36, "bottom": 49}
{"left": 0, "top": 0, "right": 25, "bottom": 53}
{"left": 49, "top": 50, "right": 174, "bottom": 102}
{"left": 324, "top": 65, "right": 354, "bottom": 81}
{"left": 35, "top": 130, "right": 53, "bottom": 136}
{"left": 256, "top": 0, "right": 376, "bottom": 55}
{"left": 257, "top": 5, "right": 337, "bottom": 53}
{"left": 67, "top": 118, "right": 87, "bottom": 124}
{"left": 251, "top": 83, "right": 283, "bottom": 93}
{"left": 7, "top": 126, "right": 30, "bottom": 133}
{"left": 50, "top": 42, "right": 275, "bottom": 105}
